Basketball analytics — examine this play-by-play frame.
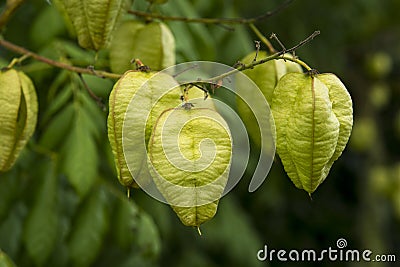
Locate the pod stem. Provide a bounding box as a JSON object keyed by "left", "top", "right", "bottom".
{"left": 6, "top": 54, "right": 29, "bottom": 69}
{"left": 280, "top": 55, "right": 313, "bottom": 71}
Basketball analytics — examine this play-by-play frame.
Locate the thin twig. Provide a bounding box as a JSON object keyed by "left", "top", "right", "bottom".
{"left": 249, "top": 23, "right": 275, "bottom": 53}
{"left": 294, "top": 30, "right": 321, "bottom": 50}
{"left": 201, "top": 30, "right": 320, "bottom": 83}
{"left": 253, "top": 41, "right": 261, "bottom": 62}
{"left": 0, "top": 38, "right": 121, "bottom": 79}
{"left": 77, "top": 73, "right": 106, "bottom": 110}
{"left": 270, "top": 33, "right": 287, "bottom": 53}
{"left": 0, "top": 0, "right": 26, "bottom": 31}
{"left": 128, "top": 0, "right": 294, "bottom": 25}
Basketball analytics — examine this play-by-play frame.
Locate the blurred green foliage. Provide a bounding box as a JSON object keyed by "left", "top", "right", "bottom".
{"left": 0, "top": 0, "right": 399, "bottom": 266}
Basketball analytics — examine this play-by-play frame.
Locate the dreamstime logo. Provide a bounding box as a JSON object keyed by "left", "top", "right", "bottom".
{"left": 122, "top": 61, "right": 276, "bottom": 206}
{"left": 257, "top": 238, "right": 397, "bottom": 263}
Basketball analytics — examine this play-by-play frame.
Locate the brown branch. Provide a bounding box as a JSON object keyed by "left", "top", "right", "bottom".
{"left": 0, "top": 38, "right": 121, "bottom": 79}
{"left": 128, "top": 0, "right": 294, "bottom": 25}
{"left": 0, "top": 0, "right": 26, "bottom": 31}
{"left": 0, "top": 29, "right": 319, "bottom": 89}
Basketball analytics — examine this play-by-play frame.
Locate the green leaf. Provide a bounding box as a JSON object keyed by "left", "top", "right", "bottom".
{"left": 0, "top": 203, "right": 26, "bottom": 259}
{"left": 135, "top": 212, "right": 160, "bottom": 258}
{"left": 61, "top": 104, "right": 99, "bottom": 197}
{"left": 30, "top": 4, "right": 66, "bottom": 48}
{"left": 23, "top": 160, "right": 58, "bottom": 267}
{"left": 77, "top": 91, "right": 106, "bottom": 140}
{"left": 165, "top": 20, "right": 199, "bottom": 62}
{"left": 0, "top": 169, "right": 20, "bottom": 220}
{"left": 111, "top": 197, "right": 138, "bottom": 250}
{"left": 67, "top": 187, "right": 110, "bottom": 267}
{"left": 160, "top": 0, "right": 216, "bottom": 62}
{"left": 0, "top": 249, "right": 17, "bottom": 267}
{"left": 39, "top": 103, "right": 74, "bottom": 150}
{"left": 214, "top": 24, "right": 253, "bottom": 63}
{"left": 53, "top": 41, "right": 96, "bottom": 65}
{"left": 271, "top": 73, "right": 353, "bottom": 194}
{"left": 173, "top": 0, "right": 216, "bottom": 60}
{"left": 41, "top": 79, "right": 72, "bottom": 125}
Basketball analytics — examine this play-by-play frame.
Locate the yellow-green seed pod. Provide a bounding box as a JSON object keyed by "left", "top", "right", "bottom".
{"left": 61, "top": 0, "right": 130, "bottom": 50}
{"left": 110, "top": 20, "right": 175, "bottom": 73}
{"left": 148, "top": 107, "right": 232, "bottom": 226}
{"left": 108, "top": 71, "right": 167, "bottom": 188}
{"left": 271, "top": 73, "right": 353, "bottom": 194}
{"left": 0, "top": 69, "right": 38, "bottom": 172}
{"left": 107, "top": 71, "right": 205, "bottom": 189}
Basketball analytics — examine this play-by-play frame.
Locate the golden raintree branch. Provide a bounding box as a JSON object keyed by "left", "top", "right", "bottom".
{"left": 0, "top": 38, "right": 121, "bottom": 79}
{"left": 129, "top": 0, "right": 294, "bottom": 25}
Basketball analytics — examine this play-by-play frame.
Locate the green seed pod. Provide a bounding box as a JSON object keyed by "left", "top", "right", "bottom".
{"left": 271, "top": 73, "right": 353, "bottom": 194}
{"left": 110, "top": 21, "right": 175, "bottom": 73}
{"left": 108, "top": 71, "right": 172, "bottom": 188}
{"left": 52, "top": 0, "right": 77, "bottom": 37}
{"left": 148, "top": 107, "right": 232, "bottom": 226}
{"left": 107, "top": 71, "right": 205, "bottom": 189}
{"left": 61, "top": 0, "right": 130, "bottom": 50}
{"left": 0, "top": 69, "right": 38, "bottom": 172}
{"left": 236, "top": 51, "right": 302, "bottom": 151}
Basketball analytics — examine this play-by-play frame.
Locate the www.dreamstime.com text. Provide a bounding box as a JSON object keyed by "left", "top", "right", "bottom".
{"left": 257, "top": 238, "right": 397, "bottom": 263}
